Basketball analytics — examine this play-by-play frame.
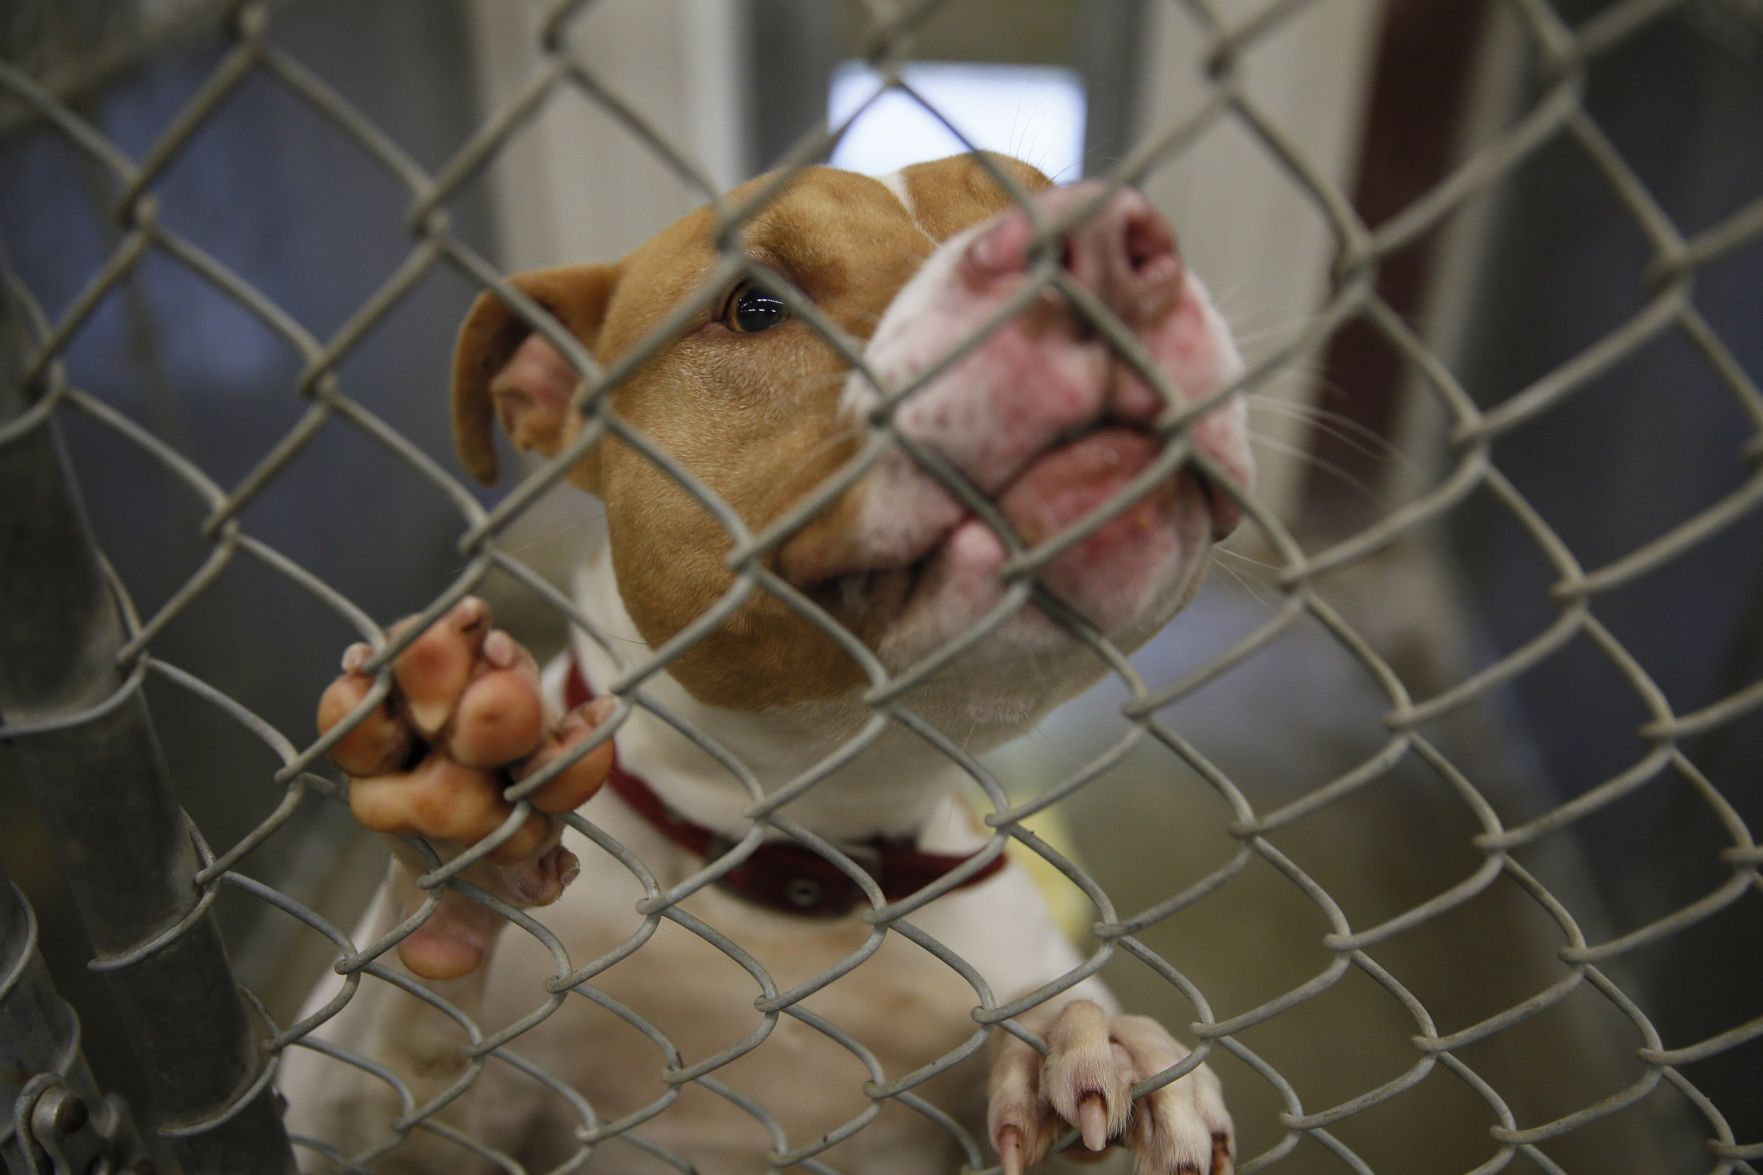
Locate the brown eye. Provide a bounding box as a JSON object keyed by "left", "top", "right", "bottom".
{"left": 724, "top": 282, "right": 790, "bottom": 333}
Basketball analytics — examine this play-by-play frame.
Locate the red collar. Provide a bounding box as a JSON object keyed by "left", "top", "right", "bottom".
{"left": 564, "top": 658, "right": 1007, "bottom": 918}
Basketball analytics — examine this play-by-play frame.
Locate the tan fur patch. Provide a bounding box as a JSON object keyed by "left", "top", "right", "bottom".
{"left": 452, "top": 263, "right": 620, "bottom": 487}
{"left": 452, "top": 159, "right": 1053, "bottom": 710}
{"left": 900, "top": 153, "right": 1054, "bottom": 242}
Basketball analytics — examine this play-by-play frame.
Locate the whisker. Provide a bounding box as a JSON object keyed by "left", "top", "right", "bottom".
{"left": 1240, "top": 369, "right": 1392, "bottom": 425}
{"left": 1246, "top": 394, "right": 1387, "bottom": 437}
{"left": 1226, "top": 316, "right": 1327, "bottom": 349}
{"left": 1201, "top": 282, "right": 1255, "bottom": 324}
{"left": 796, "top": 425, "right": 868, "bottom": 467}
{"left": 1212, "top": 546, "right": 1283, "bottom": 573}
{"left": 1246, "top": 402, "right": 1418, "bottom": 476}
{"left": 1208, "top": 551, "right": 1275, "bottom": 609}
{"left": 1241, "top": 369, "right": 1341, "bottom": 400}
{"left": 1245, "top": 432, "right": 1385, "bottom": 502}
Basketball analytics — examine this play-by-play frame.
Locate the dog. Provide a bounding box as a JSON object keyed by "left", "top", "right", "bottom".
{"left": 280, "top": 153, "right": 1254, "bottom": 1174}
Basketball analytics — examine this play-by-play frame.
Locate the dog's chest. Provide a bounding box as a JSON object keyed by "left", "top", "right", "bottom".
{"left": 477, "top": 796, "right": 1012, "bottom": 1167}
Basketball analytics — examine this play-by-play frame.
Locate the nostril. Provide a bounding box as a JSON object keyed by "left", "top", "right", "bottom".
{"left": 1122, "top": 210, "right": 1175, "bottom": 274}
{"left": 1035, "top": 187, "right": 1183, "bottom": 325}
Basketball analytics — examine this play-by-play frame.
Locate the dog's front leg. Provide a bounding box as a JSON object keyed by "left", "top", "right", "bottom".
{"left": 279, "top": 864, "right": 505, "bottom": 1171}
{"left": 282, "top": 596, "right": 613, "bottom": 1170}
{"left": 988, "top": 1000, "right": 1234, "bottom": 1174}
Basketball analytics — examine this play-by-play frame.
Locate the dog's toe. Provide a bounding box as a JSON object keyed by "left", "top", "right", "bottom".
{"left": 1111, "top": 1015, "right": 1232, "bottom": 1175}
{"left": 988, "top": 1002, "right": 1233, "bottom": 1174}
{"left": 317, "top": 651, "right": 413, "bottom": 776}
{"left": 517, "top": 697, "right": 618, "bottom": 813}
{"left": 391, "top": 596, "right": 491, "bottom": 736}
{"left": 447, "top": 631, "right": 547, "bottom": 768}
{"left": 988, "top": 1038, "right": 1062, "bottom": 1174}
{"left": 1043, "top": 1000, "right": 1135, "bottom": 1149}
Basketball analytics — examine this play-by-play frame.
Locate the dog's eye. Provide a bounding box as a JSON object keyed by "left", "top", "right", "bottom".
{"left": 724, "top": 282, "right": 790, "bottom": 334}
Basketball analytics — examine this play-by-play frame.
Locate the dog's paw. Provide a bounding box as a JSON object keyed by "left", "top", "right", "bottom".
{"left": 316, "top": 597, "right": 614, "bottom": 978}
{"left": 988, "top": 1001, "right": 1233, "bottom": 1174}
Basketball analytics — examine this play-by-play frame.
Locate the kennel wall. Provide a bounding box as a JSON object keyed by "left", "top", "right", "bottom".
{"left": 2, "top": 1, "right": 1761, "bottom": 1172}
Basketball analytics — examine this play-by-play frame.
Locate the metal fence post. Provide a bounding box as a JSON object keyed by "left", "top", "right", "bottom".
{"left": 1, "top": 858, "right": 145, "bottom": 1174}
{"left": 0, "top": 269, "right": 295, "bottom": 1171}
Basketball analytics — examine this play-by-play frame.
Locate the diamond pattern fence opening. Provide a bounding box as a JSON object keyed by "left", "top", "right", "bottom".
{"left": 1, "top": 0, "right": 1761, "bottom": 1173}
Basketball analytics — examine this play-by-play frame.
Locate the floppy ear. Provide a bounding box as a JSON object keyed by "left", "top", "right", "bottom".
{"left": 451, "top": 264, "right": 621, "bottom": 486}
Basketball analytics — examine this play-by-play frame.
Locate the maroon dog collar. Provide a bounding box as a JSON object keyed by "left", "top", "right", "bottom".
{"left": 564, "top": 658, "right": 1007, "bottom": 917}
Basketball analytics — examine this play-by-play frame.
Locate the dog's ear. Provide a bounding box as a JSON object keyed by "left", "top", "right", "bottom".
{"left": 451, "top": 264, "right": 621, "bottom": 486}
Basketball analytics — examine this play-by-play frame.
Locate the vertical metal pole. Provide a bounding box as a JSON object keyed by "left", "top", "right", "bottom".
{"left": 0, "top": 271, "right": 296, "bottom": 1171}
{"left": 1, "top": 861, "right": 144, "bottom": 1174}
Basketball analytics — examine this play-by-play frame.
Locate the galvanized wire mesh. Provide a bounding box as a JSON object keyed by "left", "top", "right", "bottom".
{"left": 1, "top": 0, "right": 1760, "bottom": 1172}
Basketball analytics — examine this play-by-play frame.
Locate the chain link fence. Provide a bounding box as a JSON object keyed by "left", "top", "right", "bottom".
{"left": 2, "top": 0, "right": 1761, "bottom": 1171}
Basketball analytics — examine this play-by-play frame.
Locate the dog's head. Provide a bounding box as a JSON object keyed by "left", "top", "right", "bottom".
{"left": 453, "top": 154, "right": 1252, "bottom": 739}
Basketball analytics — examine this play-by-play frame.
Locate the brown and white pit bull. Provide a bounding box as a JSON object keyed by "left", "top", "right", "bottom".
{"left": 281, "top": 153, "right": 1254, "bottom": 1174}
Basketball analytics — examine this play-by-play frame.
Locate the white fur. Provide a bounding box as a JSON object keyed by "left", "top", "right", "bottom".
{"left": 872, "top": 168, "right": 937, "bottom": 245}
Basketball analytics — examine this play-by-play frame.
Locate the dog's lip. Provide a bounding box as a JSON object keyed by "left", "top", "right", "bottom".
{"left": 1193, "top": 460, "right": 1239, "bottom": 541}
{"left": 786, "top": 418, "right": 1232, "bottom": 598}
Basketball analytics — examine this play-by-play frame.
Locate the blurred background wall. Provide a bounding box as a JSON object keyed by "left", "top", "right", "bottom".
{"left": 2, "top": 0, "right": 1758, "bottom": 1170}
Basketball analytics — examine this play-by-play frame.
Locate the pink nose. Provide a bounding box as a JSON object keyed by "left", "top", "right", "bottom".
{"left": 967, "top": 182, "right": 1184, "bottom": 329}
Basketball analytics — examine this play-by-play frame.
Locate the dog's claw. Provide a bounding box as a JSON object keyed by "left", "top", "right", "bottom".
{"left": 341, "top": 641, "right": 372, "bottom": 673}
{"left": 990, "top": 1002, "right": 1232, "bottom": 1173}
{"left": 1078, "top": 1093, "right": 1108, "bottom": 1151}
{"left": 997, "top": 1125, "right": 1025, "bottom": 1175}
{"left": 484, "top": 628, "right": 518, "bottom": 669}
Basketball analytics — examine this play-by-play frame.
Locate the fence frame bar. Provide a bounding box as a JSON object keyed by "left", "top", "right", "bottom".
{"left": 0, "top": 266, "right": 296, "bottom": 1174}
